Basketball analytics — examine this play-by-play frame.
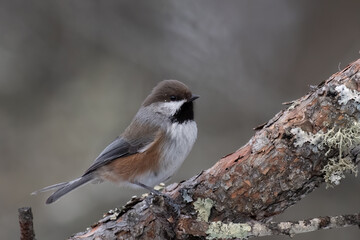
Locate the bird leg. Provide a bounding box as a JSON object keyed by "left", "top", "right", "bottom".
{"left": 132, "top": 181, "right": 180, "bottom": 215}
{"left": 133, "top": 181, "right": 163, "bottom": 195}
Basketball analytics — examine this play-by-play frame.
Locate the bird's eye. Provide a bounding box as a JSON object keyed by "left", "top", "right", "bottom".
{"left": 170, "top": 95, "right": 177, "bottom": 101}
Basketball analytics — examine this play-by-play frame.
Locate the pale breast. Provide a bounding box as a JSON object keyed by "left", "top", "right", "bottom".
{"left": 134, "top": 120, "right": 197, "bottom": 187}
{"left": 160, "top": 121, "right": 198, "bottom": 179}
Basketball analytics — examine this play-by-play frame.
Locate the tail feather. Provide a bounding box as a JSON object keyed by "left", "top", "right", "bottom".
{"left": 31, "top": 182, "right": 69, "bottom": 195}
{"left": 32, "top": 174, "right": 94, "bottom": 204}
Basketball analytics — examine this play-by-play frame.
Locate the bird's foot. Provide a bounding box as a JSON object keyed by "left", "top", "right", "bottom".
{"left": 134, "top": 181, "right": 180, "bottom": 215}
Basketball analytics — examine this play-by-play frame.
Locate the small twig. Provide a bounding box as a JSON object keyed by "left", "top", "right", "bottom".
{"left": 249, "top": 213, "right": 360, "bottom": 238}
{"left": 176, "top": 213, "right": 360, "bottom": 239}
{"left": 18, "top": 207, "right": 36, "bottom": 240}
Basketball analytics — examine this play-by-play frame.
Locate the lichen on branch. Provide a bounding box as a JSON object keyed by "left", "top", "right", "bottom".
{"left": 68, "top": 59, "right": 360, "bottom": 240}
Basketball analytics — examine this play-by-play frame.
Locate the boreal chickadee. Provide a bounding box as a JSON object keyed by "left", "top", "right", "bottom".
{"left": 33, "top": 80, "right": 199, "bottom": 204}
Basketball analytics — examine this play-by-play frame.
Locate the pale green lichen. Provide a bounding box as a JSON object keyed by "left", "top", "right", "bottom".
{"left": 322, "top": 157, "right": 357, "bottom": 186}
{"left": 291, "top": 121, "right": 359, "bottom": 187}
{"left": 321, "top": 121, "right": 360, "bottom": 158}
{"left": 314, "top": 84, "right": 360, "bottom": 187}
{"left": 320, "top": 121, "right": 359, "bottom": 187}
{"left": 206, "top": 221, "right": 251, "bottom": 240}
{"left": 153, "top": 182, "right": 165, "bottom": 191}
{"left": 290, "top": 83, "right": 360, "bottom": 187}
{"left": 193, "top": 198, "right": 214, "bottom": 222}
{"left": 193, "top": 198, "right": 252, "bottom": 239}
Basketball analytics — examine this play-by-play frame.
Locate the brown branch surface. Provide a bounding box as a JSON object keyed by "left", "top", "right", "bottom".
{"left": 18, "top": 207, "right": 36, "bottom": 240}
{"left": 69, "top": 59, "right": 360, "bottom": 239}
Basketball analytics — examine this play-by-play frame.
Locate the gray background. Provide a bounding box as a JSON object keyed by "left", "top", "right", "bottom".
{"left": 1, "top": 0, "right": 359, "bottom": 239}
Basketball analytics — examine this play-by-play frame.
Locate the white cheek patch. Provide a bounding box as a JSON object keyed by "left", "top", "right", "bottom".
{"left": 157, "top": 100, "right": 186, "bottom": 116}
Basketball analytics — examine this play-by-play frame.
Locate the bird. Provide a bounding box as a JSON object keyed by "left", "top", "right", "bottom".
{"left": 32, "top": 80, "right": 199, "bottom": 204}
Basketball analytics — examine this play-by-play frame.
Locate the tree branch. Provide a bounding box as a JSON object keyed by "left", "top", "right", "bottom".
{"left": 249, "top": 213, "right": 360, "bottom": 238}
{"left": 69, "top": 59, "right": 360, "bottom": 239}
{"left": 18, "top": 207, "right": 36, "bottom": 240}
{"left": 170, "top": 212, "right": 360, "bottom": 239}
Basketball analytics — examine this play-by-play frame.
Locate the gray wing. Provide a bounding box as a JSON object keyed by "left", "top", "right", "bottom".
{"left": 83, "top": 111, "right": 163, "bottom": 176}
{"left": 83, "top": 130, "right": 159, "bottom": 176}
{"left": 83, "top": 136, "right": 150, "bottom": 175}
{"left": 82, "top": 137, "right": 133, "bottom": 175}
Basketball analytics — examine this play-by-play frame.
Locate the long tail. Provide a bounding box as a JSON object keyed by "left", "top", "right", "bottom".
{"left": 32, "top": 174, "right": 94, "bottom": 204}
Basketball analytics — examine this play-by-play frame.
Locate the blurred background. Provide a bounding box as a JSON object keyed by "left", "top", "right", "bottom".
{"left": 1, "top": 0, "right": 359, "bottom": 239}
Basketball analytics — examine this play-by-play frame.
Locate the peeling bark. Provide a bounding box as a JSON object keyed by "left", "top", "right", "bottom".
{"left": 69, "top": 59, "right": 360, "bottom": 239}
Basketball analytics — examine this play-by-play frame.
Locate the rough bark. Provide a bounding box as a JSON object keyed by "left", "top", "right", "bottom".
{"left": 18, "top": 207, "right": 36, "bottom": 240}
{"left": 69, "top": 59, "right": 360, "bottom": 239}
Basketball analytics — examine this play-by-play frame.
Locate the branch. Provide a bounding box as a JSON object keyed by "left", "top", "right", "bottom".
{"left": 195, "top": 213, "right": 360, "bottom": 239}
{"left": 69, "top": 59, "right": 360, "bottom": 239}
{"left": 18, "top": 207, "right": 36, "bottom": 240}
{"left": 249, "top": 213, "right": 360, "bottom": 238}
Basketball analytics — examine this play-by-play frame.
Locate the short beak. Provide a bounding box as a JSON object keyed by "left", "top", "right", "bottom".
{"left": 189, "top": 94, "right": 200, "bottom": 102}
